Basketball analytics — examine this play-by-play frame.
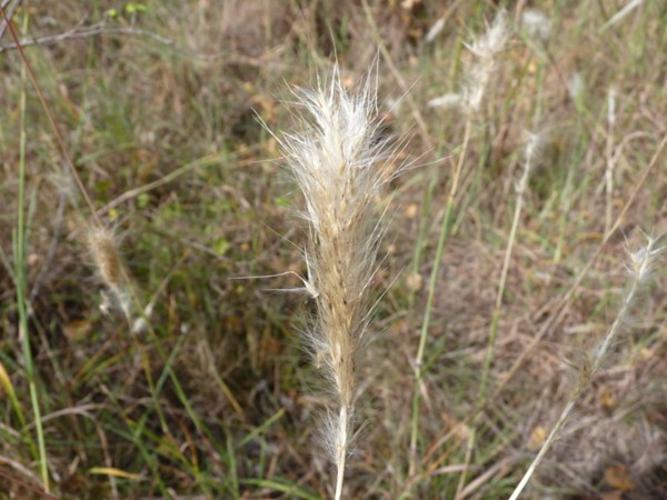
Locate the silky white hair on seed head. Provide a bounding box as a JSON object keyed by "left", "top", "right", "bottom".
{"left": 429, "top": 11, "right": 510, "bottom": 113}
{"left": 463, "top": 9, "right": 511, "bottom": 113}
{"left": 273, "top": 65, "right": 399, "bottom": 500}
{"left": 522, "top": 9, "right": 552, "bottom": 41}
{"left": 625, "top": 232, "right": 664, "bottom": 283}
{"left": 466, "top": 8, "right": 510, "bottom": 59}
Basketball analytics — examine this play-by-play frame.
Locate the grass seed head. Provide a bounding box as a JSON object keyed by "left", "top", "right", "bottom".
{"left": 87, "top": 226, "right": 131, "bottom": 318}
{"left": 463, "top": 9, "right": 511, "bottom": 113}
{"left": 276, "top": 66, "right": 400, "bottom": 496}
{"left": 88, "top": 227, "right": 122, "bottom": 286}
{"left": 626, "top": 234, "right": 663, "bottom": 283}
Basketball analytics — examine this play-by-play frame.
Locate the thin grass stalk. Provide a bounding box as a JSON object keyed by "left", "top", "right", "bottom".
{"left": 334, "top": 406, "right": 348, "bottom": 500}
{"left": 478, "top": 134, "right": 538, "bottom": 399}
{"left": 0, "top": 6, "right": 101, "bottom": 227}
{"left": 509, "top": 235, "right": 662, "bottom": 499}
{"left": 409, "top": 11, "right": 509, "bottom": 477}
{"left": 408, "top": 170, "right": 438, "bottom": 309}
{"left": 409, "top": 117, "right": 472, "bottom": 476}
{"left": 453, "top": 135, "right": 538, "bottom": 496}
{"left": 604, "top": 87, "right": 616, "bottom": 236}
{"left": 360, "top": 0, "right": 433, "bottom": 150}
{"left": 13, "top": 11, "right": 48, "bottom": 490}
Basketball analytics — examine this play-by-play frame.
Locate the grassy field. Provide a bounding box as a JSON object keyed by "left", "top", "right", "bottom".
{"left": 1, "top": 1, "right": 666, "bottom": 498}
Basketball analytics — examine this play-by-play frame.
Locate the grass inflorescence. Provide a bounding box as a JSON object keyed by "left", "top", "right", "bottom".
{"left": 274, "top": 67, "right": 402, "bottom": 499}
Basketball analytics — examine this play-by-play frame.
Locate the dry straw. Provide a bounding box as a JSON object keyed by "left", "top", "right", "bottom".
{"left": 274, "top": 67, "right": 400, "bottom": 499}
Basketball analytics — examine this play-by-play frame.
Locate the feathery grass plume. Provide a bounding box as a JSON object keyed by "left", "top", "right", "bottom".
{"left": 275, "top": 67, "right": 399, "bottom": 500}
{"left": 509, "top": 233, "right": 664, "bottom": 500}
{"left": 429, "top": 9, "right": 510, "bottom": 113}
{"left": 462, "top": 9, "right": 511, "bottom": 114}
{"left": 87, "top": 226, "right": 131, "bottom": 320}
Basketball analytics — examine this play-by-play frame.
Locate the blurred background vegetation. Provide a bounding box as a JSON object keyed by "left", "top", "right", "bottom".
{"left": 0, "top": 0, "right": 666, "bottom": 498}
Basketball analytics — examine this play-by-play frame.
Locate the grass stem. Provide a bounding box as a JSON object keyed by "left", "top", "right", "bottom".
{"left": 410, "top": 118, "right": 472, "bottom": 476}
{"left": 478, "top": 135, "right": 536, "bottom": 399}
{"left": 334, "top": 406, "right": 348, "bottom": 500}
{"left": 14, "top": 11, "right": 49, "bottom": 491}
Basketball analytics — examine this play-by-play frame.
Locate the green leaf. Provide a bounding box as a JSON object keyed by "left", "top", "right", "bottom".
{"left": 125, "top": 2, "right": 148, "bottom": 14}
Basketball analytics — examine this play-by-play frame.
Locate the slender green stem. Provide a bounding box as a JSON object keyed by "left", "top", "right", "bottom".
{"left": 409, "top": 169, "right": 439, "bottom": 309}
{"left": 15, "top": 13, "right": 49, "bottom": 490}
{"left": 0, "top": 359, "right": 28, "bottom": 432}
{"left": 409, "top": 119, "right": 472, "bottom": 476}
